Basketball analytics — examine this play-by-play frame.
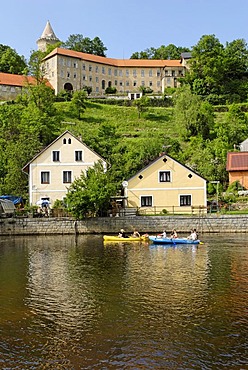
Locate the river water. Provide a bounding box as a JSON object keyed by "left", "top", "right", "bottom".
{"left": 0, "top": 234, "right": 247, "bottom": 369}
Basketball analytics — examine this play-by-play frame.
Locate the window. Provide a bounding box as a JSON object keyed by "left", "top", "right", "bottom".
{"left": 180, "top": 195, "right": 191, "bottom": 206}
{"left": 68, "top": 138, "right": 71, "bottom": 144}
{"left": 89, "top": 65, "right": 92, "bottom": 72}
{"left": 149, "top": 70, "right": 152, "bottom": 77}
{"left": 75, "top": 150, "right": 83, "bottom": 161}
{"left": 141, "top": 196, "right": 152, "bottom": 207}
{"left": 159, "top": 171, "right": 171, "bottom": 182}
{"left": 73, "top": 73, "right": 77, "bottom": 78}
{"left": 96, "top": 77, "right": 99, "bottom": 82}
{"left": 141, "top": 70, "right": 145, "bottom": 77}
{"left": 108, "top": 68, "right": 112, "bottom": 76}
{"left": 41, "top": 172, "right": 50, "bottom": 184}
{"left": 52, "top": 151, "right": 60, "bottom": 162}
{"left": 67, "top": 72, "right": 70, "bottom": 78}
{"left": 114, "top": 69, "right": 117, "bottom": 76}
{"left": 119, "top": 70, "right": 123, "bottom": 77}
{"left": 157, "top": 70, "right": 161, "bottom": 77}
{"left": 126, "top": 69, "right": 129, "bottom": 77}
{"left": 82, "top": 64, "right": 86, "bottom": 70}
{"left": 133, "top": 81, "right": 137, "bottom": 86}
{"left": 63, "top": 171, "right": 72, "bottom": 183}
{"left": 149, "top": 81, "right": 153, "bottom": 86}
{"left": 133, "top": 69, "right": 137, "bottom": 77}
{"left": 73, "top": 62, "right": 77, "bottom": 68}
{"left": 102, "top": 67, "right": 105, "bottom": 74}
{"left": 95, "top": 66, "right": 98, "bottom": 73}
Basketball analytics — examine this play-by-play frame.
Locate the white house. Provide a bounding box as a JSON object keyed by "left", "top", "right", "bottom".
{"left": 22, "top": 130, "right": 107, "bottom": 206}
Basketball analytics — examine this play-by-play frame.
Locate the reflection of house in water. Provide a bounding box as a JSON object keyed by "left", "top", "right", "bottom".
{"left": 26, "top": 236, "right": 101, "bottom": 328}
{"left": 121, "top": 246, "right": 210, "bottom": 316}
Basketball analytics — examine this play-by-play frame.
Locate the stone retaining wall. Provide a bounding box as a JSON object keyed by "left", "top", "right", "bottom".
{"left": 0, "top": 215, "right": 248, "bottom": 236}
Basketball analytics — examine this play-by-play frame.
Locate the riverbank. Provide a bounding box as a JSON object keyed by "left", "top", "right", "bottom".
{"left": 0, "top": 214, "right": 248, "bottom": 236}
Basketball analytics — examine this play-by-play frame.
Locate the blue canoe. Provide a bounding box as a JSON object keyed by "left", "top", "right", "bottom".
{"left": 149, "top": 236, "right": 200, "bottom": 245}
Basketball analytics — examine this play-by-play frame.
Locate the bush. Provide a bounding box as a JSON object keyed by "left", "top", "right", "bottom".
{"left": 105, "top": 86, "right": 117, "bottom": 94}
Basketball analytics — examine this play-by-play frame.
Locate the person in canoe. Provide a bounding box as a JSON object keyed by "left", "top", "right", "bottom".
{"left": 187, "top": 229, "right": 198, "bottom": 240}
{"left": 170, "top": 229, "right": 178, "bottom": 238}
{"left": 118, "top": 229, "right": 129, "bottom": 238}
{"left": 131, "top": 228, "right": 140, "bottom": 238}
{"left": 157, "top": 230, "right": 167, "bottom": 238}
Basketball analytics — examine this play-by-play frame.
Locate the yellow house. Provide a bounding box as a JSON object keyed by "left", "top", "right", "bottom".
{"left": 22, "top": 130, "right": 106, "bottom": 206}
{"left": 124, "top": 153, "right": 207, "bottom": 214}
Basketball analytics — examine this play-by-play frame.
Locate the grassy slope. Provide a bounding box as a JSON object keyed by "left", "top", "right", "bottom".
{"left": 55, "top": 101, "right": 176, "bottom": 147}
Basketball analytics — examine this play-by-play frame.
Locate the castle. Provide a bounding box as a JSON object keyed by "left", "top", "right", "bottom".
{"left": 0, "top": 21, "right": 189, "bottom": 100}
{"left": 39, "top": 21, "right": 190, "bottom": 96}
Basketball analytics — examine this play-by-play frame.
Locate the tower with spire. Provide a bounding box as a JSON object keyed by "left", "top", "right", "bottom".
{"left": 37, "top": 20, "right": 60, "bottom": 52}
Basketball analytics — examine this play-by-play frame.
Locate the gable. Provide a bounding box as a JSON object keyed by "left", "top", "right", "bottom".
{"left": 226, "top": 152, "right": 248, "bottom": 171}
{"left": 22, "top": 130, "right": 106, "bottom": 173}
{"left": 127, "top": 154, "right": 206, "bottom": 190}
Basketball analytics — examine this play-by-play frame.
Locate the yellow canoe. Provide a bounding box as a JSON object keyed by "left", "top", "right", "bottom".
{"left": 103, "top": 235, "right": 148, "bottom": 242}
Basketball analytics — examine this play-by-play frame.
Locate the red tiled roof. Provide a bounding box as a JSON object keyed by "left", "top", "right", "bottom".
{"left": 226, "top": 152, "right": 248, "bottom": 171}
{"left": 44, "top": 47, "right": 182, "bottom": 68}
{"left": 0, "top": 72, "right": 53, "bottom": 89}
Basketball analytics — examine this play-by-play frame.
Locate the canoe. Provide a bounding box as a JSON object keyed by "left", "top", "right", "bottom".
{"left": 148, "top": 236, "right": 200, "bottom": 245}
{"left": 103, "top": 235, "right": 148, "bottom": 242}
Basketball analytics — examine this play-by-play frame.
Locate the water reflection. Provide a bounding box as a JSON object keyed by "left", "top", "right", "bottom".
{"left": 0, "top": 234, "right": 247, "bottom": 369}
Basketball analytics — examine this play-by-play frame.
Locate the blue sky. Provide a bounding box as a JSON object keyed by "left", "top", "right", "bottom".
{"left": 2, "top": 0, "right": 248, "bottom": 60}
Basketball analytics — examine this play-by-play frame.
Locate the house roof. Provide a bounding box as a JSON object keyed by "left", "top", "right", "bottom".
{"left": 22, "top": 130, "right": 106, "bottom": 174}
{"left": 44, "top": 47, "right": 182, "bottom": 68}
{"left": 126, "top": 153, "right": 207, "bottom": 182}
{"left": 0, "top": 72, "right": 53, "bottom": 89}
{"left": 226, "top": 152, "right": 248, "bottom": 171}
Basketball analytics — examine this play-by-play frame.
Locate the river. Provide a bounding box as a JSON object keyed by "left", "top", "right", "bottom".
{"left": 0, "top": 234, "right": 247, "bottom": 369}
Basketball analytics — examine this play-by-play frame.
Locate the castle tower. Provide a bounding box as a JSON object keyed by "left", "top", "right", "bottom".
{"left": 37, "top": 20, "right": 60, "bottom": 52}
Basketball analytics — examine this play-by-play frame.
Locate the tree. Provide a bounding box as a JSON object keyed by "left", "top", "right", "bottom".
{"left": 70, "top": 90, "right": 87, "bottom": 119}
{"left": 186, "top": 35, "right": 224, "bottom": 96}
{"left": 0, "top": 44, "right": 27, "bottom": 74}
{"left": 65, "top": 161, "right": 116, "bottom": 219}
{"left": 63, "top": 34, "right": 107, "bottom": 57}
{"left": 130, "top": 44, "right": 190, "bottom": 59}
{"left": 133, "top": 96, "right": 149, "bottom": 118}
{"left": 173, "top": 86, "right": 214, "bottom": 140}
